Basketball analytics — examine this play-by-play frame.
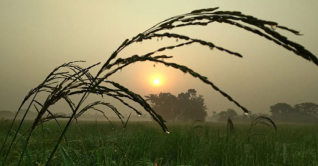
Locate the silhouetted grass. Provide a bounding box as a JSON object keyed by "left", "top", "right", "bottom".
{"left": 1, "top": 7, "right": 318, "bottom": 165}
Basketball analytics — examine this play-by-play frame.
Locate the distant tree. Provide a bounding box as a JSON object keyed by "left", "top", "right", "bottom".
{"left": 145, "top": 89, "right": 207, "bottom": 122}
{"left": 270, "top": 103, "right": 295, "bottom": 121}
{"left": 270, "top": 102, "right": 318, "bottom": 122}
{"left": 270, "top": 103, "right": 294, "bottom": 114}
{"left": 145, "top": 93, "right": 178, "bottom": 121}
{"left": 294, "top": 102, "right": 318, "bottom": 114}
{"left": 218, "top": 108, "right": 238, "bottom": 121}
{"left": 0, "top": 110, "right": 14, "bottom": 120}
{"left": 294, "top": 102, "right": 318, "bottom": 121}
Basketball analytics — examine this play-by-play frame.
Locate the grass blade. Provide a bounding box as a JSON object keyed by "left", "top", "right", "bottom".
{"left": 9, "top": 130, "right": 33, "bottom": 166}
{"left": 58, "top": 145, "right": 74, "bottom": 166}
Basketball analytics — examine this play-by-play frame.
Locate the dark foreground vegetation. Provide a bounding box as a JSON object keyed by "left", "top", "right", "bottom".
{"left": 2, "top": 7, "right": 318, "bottom": 165}
{"left": 1, "top": 120, "right": 318, "bottom": 165}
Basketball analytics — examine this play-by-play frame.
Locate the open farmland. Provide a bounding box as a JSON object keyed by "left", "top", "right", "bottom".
{"left": 1, "top": 120, "right": 318, "bottom": 165}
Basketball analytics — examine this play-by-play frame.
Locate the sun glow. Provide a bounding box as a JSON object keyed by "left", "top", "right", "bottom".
{"left": 148, "top": 72, "right": 166, "bottom": 89}
{"left": 153, "top": 78, "right": 160, "bottom": 85}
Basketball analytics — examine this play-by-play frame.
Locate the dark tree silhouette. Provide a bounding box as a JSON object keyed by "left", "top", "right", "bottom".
{"left": 270, "top": 103, "right": 296, "bottom": 121}
{"left": 270, "top": 103, "right": 294, "bottom": 114}
{"left": 294, "top": 103, "right": 318, "bottom": 122}
{"left": 145, "top": 93, "right": 178, "bottom": 121}
{"left": 294, "top": 102, "right": 318, "bottom": 114}
{"left": 145, "top": 89, "right": 207, "bottom": 122}
{"left": 270, "top": 102, "right": 318, "bottom": 122}
{"left": 218, "top": 108, "right": 238, "bottom": 121}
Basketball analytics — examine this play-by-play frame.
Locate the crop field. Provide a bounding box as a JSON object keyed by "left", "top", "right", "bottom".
{"left": 1, "top": 5, "right": 317, "bottom": 166}
{"left": 1, "top": 120, "right": 318, "bottom": 166}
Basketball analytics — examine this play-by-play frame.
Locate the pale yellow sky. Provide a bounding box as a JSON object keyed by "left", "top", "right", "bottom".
{"left": 0, "top": 1, "right": 318, "bottom": 117}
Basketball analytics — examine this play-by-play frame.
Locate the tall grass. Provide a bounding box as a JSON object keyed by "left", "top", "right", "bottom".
{"left": 1, "top": 7, "right": 317, "bottom": 165}
{"left": 1, "top": 121, "right": 318, "bottom": 165}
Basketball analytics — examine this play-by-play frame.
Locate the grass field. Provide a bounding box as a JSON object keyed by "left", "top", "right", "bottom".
{"left": 1, "top": 120, "right": 318, "bottom": 166}
{"left": 1, "top": 6, "right": 317, "bottom": 166}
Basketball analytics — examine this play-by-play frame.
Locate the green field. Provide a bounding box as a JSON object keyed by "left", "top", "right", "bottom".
{"left": 1, "top": 120, "right": 318, "bottom": 166}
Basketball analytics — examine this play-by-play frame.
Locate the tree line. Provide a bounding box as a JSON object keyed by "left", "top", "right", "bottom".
{"left": 213, "top": 102, "right": 318, "bottom": 123}
{"left": 145, "top": 89, "right": 318, "bottom": 123}
{"left": 1, "top": 89, "right": 317, "bottom": 123}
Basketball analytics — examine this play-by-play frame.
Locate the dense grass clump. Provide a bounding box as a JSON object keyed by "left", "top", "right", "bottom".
{"left": 2, "top": 120, "right": 318, "bottom": 165}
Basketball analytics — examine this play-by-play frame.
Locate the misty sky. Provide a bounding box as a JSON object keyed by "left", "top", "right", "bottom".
{"left": 1, "top": 1, "right": 318, "bottom": 117}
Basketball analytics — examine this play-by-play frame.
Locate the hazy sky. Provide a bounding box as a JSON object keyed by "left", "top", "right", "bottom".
{"left": 1, "top": 1, "right": 318, "bottom": 117}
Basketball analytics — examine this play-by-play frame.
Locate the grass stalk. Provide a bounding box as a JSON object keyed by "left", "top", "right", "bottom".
{"left": 2, "top": 7, "right": 318, "bottom": 165}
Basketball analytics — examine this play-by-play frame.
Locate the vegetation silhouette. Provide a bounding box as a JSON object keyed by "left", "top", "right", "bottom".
{"left": 270, "top": 102, "right": 318, "bottom": 122}
{"left": 1, "top": 7, "right": 318, "bottom": 165}
{"left": 218, "top": 108, "right": 238, "bottom": 121}
{"left": 214, "top": 102, "right": 318, "bottom": 123}
{"left": 145, "top": 89, "right": 207, "bottom": 122}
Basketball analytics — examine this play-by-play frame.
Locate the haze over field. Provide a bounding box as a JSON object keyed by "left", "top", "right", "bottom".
{"left": 1, "top": 1, "right": 318, "bottom": 117}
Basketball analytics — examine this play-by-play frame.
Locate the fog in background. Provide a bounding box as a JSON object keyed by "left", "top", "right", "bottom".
{"left": 1, "top": 1, "right": 318, "bottom": 118}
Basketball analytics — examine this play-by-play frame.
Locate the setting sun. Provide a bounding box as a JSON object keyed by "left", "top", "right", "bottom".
{"left": 148, "top": 72, "right": 166, "bottom": 90}
{"left": 153, "top": 78, "right": 160, "bottom": 85}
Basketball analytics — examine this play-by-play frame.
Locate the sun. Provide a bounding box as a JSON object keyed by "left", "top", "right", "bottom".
{"left": 149, "top": 73, "right": 164, "bottom": 88}
{"left": 153, "top": 78, "right": 160, "bottom": 85}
